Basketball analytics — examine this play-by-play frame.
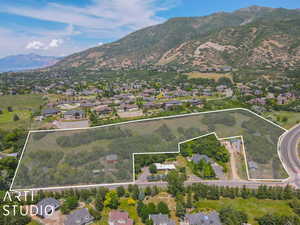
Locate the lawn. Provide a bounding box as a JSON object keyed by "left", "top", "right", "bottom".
{"left": 196, "top": 198, "right": 296, "bottom": 225}
{"left": 0, "top": 94, "right": 44, "bottom": 130}
{"left": 0, "top": 110, "right": 31, "bottom": 130}
{"left": 185, "top": 72, "right": 233, "bottom": 81}
{"left": 0, "top": 94, "right": 44, "bottom": 110}
{"left": 264, "top": 111, "right": 300, "bottom": 129}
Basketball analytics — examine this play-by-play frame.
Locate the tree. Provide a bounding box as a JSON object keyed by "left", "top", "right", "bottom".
{"left": 13, "top": 114, "right": 20, "bottom": 121}
{"left": 219, "top": 206, "right": 248, "bottom": 225}
{"left": 176, "top": 200, "right": 186, "bottom": 218}
{"left": 104, "top": 190, "right": 119, "bottom": 209}
{"left": 95, "top": 194, "right": 104, "bottom": 211}
{"left": 157, "top": 201, "right": 170, "bottom": 215}
{"left": 61, "top": 196, "right": 78, "bottom": 214}
{"left": 149, "top": 164, "right": 157, "bottom": 174}
{"left": 116, "top": 186, "right": 125, "bottom": 197}
{"left": 167, "top": 170, "right": 185, "bottom": 196}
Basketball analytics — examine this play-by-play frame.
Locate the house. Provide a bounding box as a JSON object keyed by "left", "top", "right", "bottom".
{"left": 182, "top": 211, "right": 222, "bottom": 225}
{"left": 35, "top": 198, "right": 60, "bottom": 218}
{"left": 191, "top": 154, "right": 214, "bottom": 164}
{"left": 186, "top": 99, "right": 203, "bottom": 107}
{"left": 64, "top": 208, "right": 94, "bottom": 225}
{"left": 164, "top": 100, "right": 182, "bottom": 110}
{"left": 42, "top": 108, "right": 60, "bottom": 117}
{"left": 154, "top": 163, "right": 176, "bottom": 170}
{"left": 63, "top": 110, "right": 85, "bottom": 120}
{"left": 150, "top": 214, "right": 175, "bottom": 225}
{"left": 94, "top": 105, "right": 112, "bottom": 115}
{"left": 106, "top": 154, "right": 118, "bottom": 163}
{"left": 109, "top": 210, "right": 133, "bottom": 225}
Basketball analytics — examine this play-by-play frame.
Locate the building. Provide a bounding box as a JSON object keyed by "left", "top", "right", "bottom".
{"left": 35, "top": 197, "right": 60, "bottom": 218}
{"left": 64, "top": 208, "right": 94, "bottom": 225}
{"left": 150, "top": 214, "right": 176, "bottom": 225}
{"left": 191, "top": 154, "right": 214, "bottom": 164}
{"left": 182, "top": 211, "right": 222, "bottom": 225}
{"left": 154, "top": 163, "right": 176, "bottom": 170}
{"left": 109, "top": 210, "right": 133, "bottom": 225}
{"left": 106, "top": 154, "right": 118, "bottom": 163}
{"left": 63, "top": 110, "right": 85, "bottom": 120}
{"left": 42, "top": 108, "right": 60, "bottom": 117}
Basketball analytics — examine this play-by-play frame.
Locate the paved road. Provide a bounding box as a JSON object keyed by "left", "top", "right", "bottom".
{"left": 279, "top": 124, "right": 300, "bottom": 188}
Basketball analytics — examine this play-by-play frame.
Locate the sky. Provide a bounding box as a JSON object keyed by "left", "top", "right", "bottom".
{"left": 0, "top": 0, "right": 299, "bottom": 58}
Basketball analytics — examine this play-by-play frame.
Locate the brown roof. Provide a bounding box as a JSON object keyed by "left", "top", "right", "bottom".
{"left": 109, "top": 210, "right": 133, "bottom": 225}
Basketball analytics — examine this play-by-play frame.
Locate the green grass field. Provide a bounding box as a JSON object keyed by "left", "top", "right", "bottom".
{"left": 264, "top": 111, "right": 300, "bottom": 129}
{"left": 196, "top": 198, "right": 296, "bottom": 225}
{"left": 0, "top": 94, "right": 44, "bottom": 130}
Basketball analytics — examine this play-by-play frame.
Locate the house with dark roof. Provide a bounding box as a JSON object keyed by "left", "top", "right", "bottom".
{"left": 150, "top": 214, "right": 176, "bottom": 225}
{"left": 191, "top": 154, "right": 214, "bottom": 164}
{"left": 42, "top": 108, "right": 60, "bottom": 117}
{"left": 164, "top": 100, "right": 182, "bottom": 110}
{"left": 64, "top": 208, "right": 94, "bottom": 225}
{"left": 182, "top": 211, "right": 222, "bottom": 225}
{"left": 63, "top": 110, "right": 85, "bottom": 120}
{"left": 35, "top": 197, "right": 60, "bottom": 218}
{"left": 109, "top": 210, "right": 133, "bottom": 225}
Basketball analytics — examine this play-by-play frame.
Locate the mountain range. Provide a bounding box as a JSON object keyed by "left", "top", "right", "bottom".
{"left": 46, "top": 6, "right": 300, "bottom": 76}
{"left": 0, "top": 53, "right": 60, "bottom": 72}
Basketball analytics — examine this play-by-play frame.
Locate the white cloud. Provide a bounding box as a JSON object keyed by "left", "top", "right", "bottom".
{"left": 0, "top": 0, "right": 180, "bottom": 57}
{"left": 26, "top": 41, "right": 45, "bottom": 50}
{"left": 48, "top": 39, "right": 63, "bottom": 48}
{"left": 1, "top": 0, "right": 179, "bottom": 36}
{"left": 25, "top": 39, "right": 64, "bottom": 51}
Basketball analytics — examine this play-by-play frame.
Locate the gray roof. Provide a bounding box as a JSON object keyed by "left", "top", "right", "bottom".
{"left": 150, "top": 214, "right": 175, "bottom": 225}
{"left": 185, "top": 211, "right": 222, "bottom": 225}
{"left": 36, "top": 198, "right": 60, "bottom": 218}
{"left": 64, "top": 208, "right": 94, "bottom": 225}
{"left": 191, "top": 154, "right": 213, "bottom": 164}
{"left": 64, "top": 110, "right": 84, "bottom": 116}
{"left": 106, "top": 154, "right": 118, "bottom": 161}
{"left": 42, "top": 108, "right": 60, "bottom": 115}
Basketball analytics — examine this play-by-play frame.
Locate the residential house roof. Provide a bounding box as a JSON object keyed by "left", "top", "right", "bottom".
{"left": 150, "top": 214, "right": 175, "bottom": 225}
{"left": 185, "top": 211, "right": 222, "bottom": 225}
{"left": 36, "top": 197, "right": 60, "bottom": 218}
{"left": 109, "top": 210, "right": 133, "bottom": 225}
{"left": 64, "top": 208, "right": 94, "bottom": 225}
{"left": 191, "top": 154, "right": 214, "bottom": 164}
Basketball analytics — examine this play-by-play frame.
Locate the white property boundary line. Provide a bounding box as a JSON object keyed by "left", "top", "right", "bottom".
{"left": 10, "top": 108, "right": 289, "bottom": 191}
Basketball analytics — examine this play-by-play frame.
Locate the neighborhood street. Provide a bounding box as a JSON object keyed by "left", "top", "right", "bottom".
{"left": 279, "top": 124, "right": 300, "bottom": 188}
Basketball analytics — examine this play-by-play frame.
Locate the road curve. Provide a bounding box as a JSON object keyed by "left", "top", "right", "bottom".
{"left": 279, "top": 124, "right": 300, "bottom": 187}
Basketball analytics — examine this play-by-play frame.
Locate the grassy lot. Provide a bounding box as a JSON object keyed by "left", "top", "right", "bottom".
{"left": 0, "top": 109, "right": 32, "bottom": 130}
{"left": 264, "top": 111, "right": 300, "bottom": 129}
{"left": 185, "top": 72, "right": 233, "bottom": 81}
{"left": 0, "top": 94, "right": 44, "bottom": 110}
{"left": 196, "top": 198, "right": 296, "bottom": 225}
{"left": 0, "top": 94, "right": 44, "bottom": 130}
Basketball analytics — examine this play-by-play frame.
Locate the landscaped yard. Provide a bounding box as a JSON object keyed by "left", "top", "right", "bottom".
{"left": 196, "top": 198, "right": 297, "bottom": 225}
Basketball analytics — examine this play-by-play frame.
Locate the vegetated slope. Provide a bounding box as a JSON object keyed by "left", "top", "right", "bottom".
{"left": 0, "top": 53, "right": 60, "bottom": 72}
{"left": 51, "top": 6, "right": 300, "bottom": 72}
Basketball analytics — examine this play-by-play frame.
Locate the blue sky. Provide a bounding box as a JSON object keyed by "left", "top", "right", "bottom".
{"left": 0, "top": 0, "right": 299, "bottom": 58}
